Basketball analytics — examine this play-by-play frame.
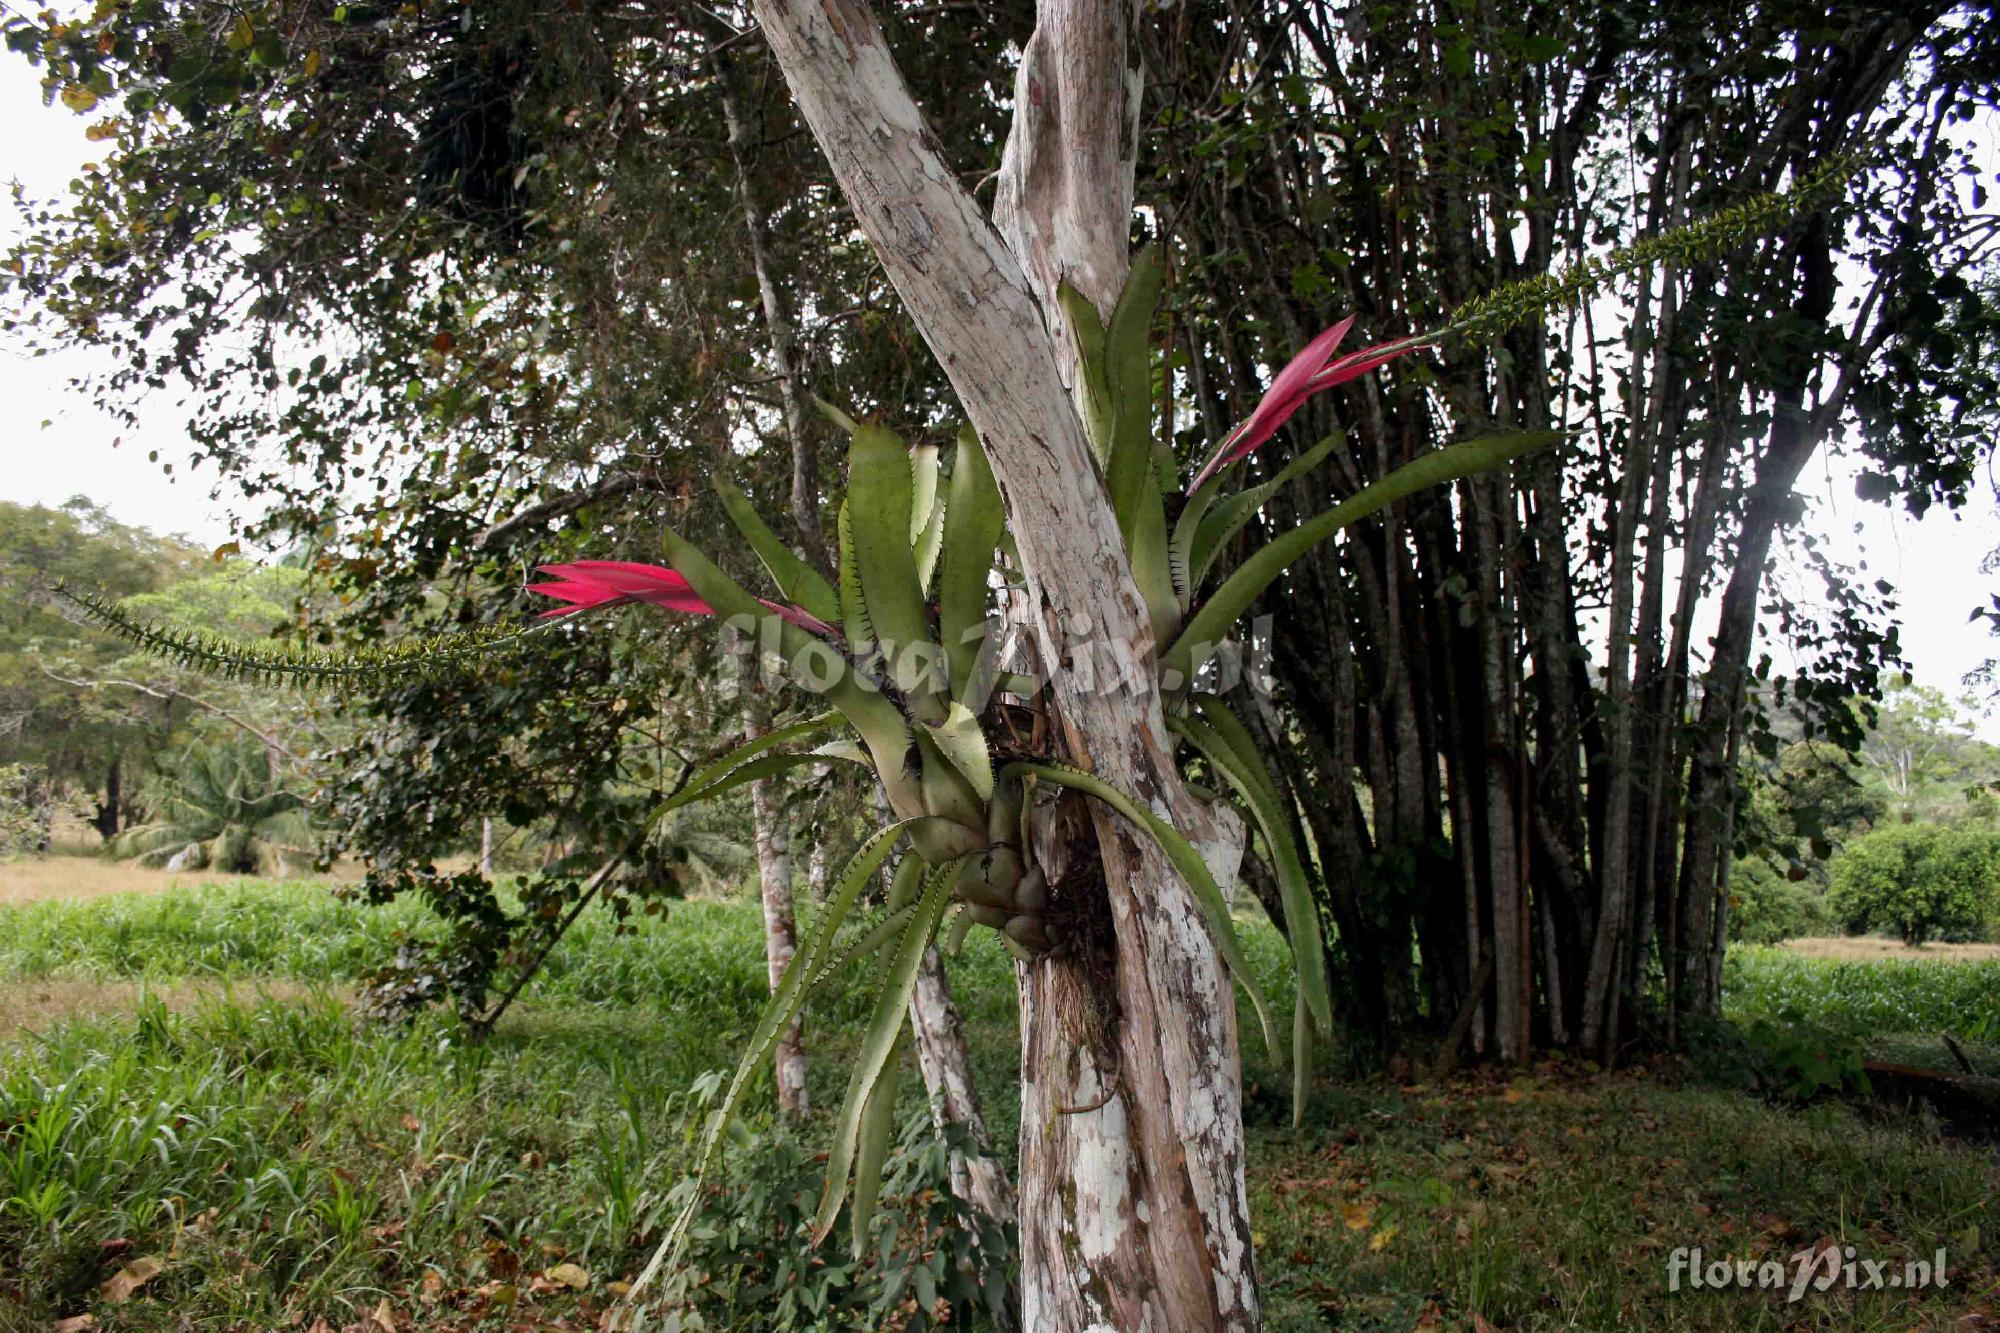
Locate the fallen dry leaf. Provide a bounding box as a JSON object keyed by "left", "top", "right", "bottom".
{"left": 370, "top": 1297, "right": 396, "bottom": 1331}
{"left": 100, "top": 1255, "right": 164, "bottom": 1303}
{"left": 52, "top": 1317, "right": 97, "bottom": 1332}
{"left": 546, "top": 1262, "right": 591, "bottom": 1289}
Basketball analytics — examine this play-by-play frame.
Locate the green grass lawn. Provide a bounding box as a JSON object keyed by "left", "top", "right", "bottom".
{"left": 0, "top": 878, "right": 1994, "bottom": 1330}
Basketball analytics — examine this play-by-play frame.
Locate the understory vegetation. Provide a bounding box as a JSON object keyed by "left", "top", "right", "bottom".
{"left": 1, "top": 875, "right": 1994, "bottom": 1331}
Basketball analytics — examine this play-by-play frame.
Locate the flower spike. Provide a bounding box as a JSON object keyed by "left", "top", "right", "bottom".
{"left": 530, "top": 560, "right": 835, "bottom": 634}
{"left": 1186, "top": 318, "right": 1421, "bottom": 493}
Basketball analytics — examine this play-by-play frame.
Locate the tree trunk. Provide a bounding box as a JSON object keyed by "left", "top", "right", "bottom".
{"left": 744, "top": 704, "right": 808, "bottom": 1117}
{"left": 711, "top": 38, "right": 826, "bottom": 562}
{"left": 908, "top": 943, "right": 1019, "bottom": 1251}
{"left": 751, "top": 0, "right": 1262, "bottom": 1324}
{"left": 92, "top": 755, "right": 121, "bottom": 841}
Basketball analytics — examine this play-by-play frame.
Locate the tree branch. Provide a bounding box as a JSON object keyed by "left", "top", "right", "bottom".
{"left": 38, "top": 665, "right": 294, "bottom": 759}
{"left": 472, "top": 470, "right": 663, "bottom": 550}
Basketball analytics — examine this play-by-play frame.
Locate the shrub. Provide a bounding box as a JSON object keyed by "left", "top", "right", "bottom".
{"left": 113, "top": 743, "right": 309, "bottom": 874}
{"left": 644, "top": 1100, "right": 1015, "bottom": 1330}
{"left": 1728, "top": 856, "right": 1835, "bottom": 944}
{"left": 0, "top": 765, "right": 40, "bottom": 856}
{"left": 1828, "top": 821, "right": 2000, "bottom": 946}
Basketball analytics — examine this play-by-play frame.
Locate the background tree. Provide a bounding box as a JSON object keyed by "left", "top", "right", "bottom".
{"left": 1857, "top": 675, "right": 2000, "bottom": 814}
{"left": 1830, "top": 821, "right": 2000, "bottom": 945}
{"left": 1137, "top": 0, "right": 2000, "bottom": 1058}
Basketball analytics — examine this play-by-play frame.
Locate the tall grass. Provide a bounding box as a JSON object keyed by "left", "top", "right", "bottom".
{"left": 1725, "top": 945, "right": 2000, "bottom": 1040}
{"left": 0, "top": 883, "right": 1992, "bottom": 1328}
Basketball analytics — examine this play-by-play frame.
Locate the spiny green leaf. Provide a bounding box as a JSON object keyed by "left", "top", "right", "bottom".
{"left": 659, "top": 525, "right": 915, "bottom": 812}
{"left": 1185, "top": 433, "right": 1344, "bottom": 598}
{"left": 811, "top": 857, "right": 959, "bottom": 1246}
{"left": 1056, "top": 280, "right": 1112, "bottom": 459}
{"left": 848, "top": 424, "right": 943, "bottom": 708}
{"left": 924, "top": 701, "right": 994, "bottom": 803}
{"left": 938, "top": 427, "right": 1006, "bottom": 704}
{"left": 649, "top": 715, "right": 841, "bottom": 820}
{"left": 909, "top": 441, "right": 940, "bottom": 548}
{"left": 1102, "top": 248, "right": 1179, "bottom": 641}
{"left": 713, "top": 479, "right": 840, "bottom": 626}
{"left": 837, "top": 501, "right": 875, "bottom": 659}
{"left": 1165, "top": 431, "right": 1564, "bottom": 684}
{"left": 630, "top": 820, "right": 925, "bottom": 1302}
{"left": 1176, "top": 705, "right": 1331, "bottom": 1051}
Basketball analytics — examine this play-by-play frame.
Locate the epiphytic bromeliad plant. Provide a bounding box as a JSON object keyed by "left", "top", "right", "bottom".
{"left": 56, "top": 161, "right": 1854, "bottom": 1315}
{"left": 517, "top": 252, "right": 1562, "bottom": 1290}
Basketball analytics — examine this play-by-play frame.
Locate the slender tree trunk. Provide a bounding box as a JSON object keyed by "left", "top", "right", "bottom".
{"left": 711, "top": 40, "right": 826, "bottom": 561}
{"left": 908, "top": 943, "right": 1019, "bottom": 1261}
{"left": 92, "top": 755, "right": 121, "bottom": 841}
{"left": 752, "top": 0, "right": 1262, "bottom": 1324}
{"left": 744, "top": 704, "right": 808, "bottom": 1117}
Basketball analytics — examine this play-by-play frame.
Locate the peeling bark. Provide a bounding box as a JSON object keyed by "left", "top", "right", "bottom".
{"left": 908, "top": 943, "right": 1018, "bottom": 1244}
{"left": 744, "top": 704, "right": 808, "bottom": 1118}
{"left": 750, "top": 0, "right": 1261, "bottom": 1324}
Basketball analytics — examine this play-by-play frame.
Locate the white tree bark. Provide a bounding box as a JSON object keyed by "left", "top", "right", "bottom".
{"left": 744, "top": 704, "right": 808, "bottom": 1117}
{"left": 751, "top": 1, "right": 1259, "bottom": 1325}
{"left": 908, "top": 942, "right": 1018, "bottom": 1231}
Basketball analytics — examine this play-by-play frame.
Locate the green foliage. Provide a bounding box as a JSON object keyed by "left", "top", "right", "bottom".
{"left": 0, "top": 767, "right": 39, "bottom": 857}
{"left": 1733, "top": 1014, "right": 1875, "bottom": 1102}
{"left": 1725, "top": 946, "right": 2000, "bottom": 1042}
{"left": 1727, "top": 857, "right": 1836, "bottom": 946}
{"left": 0, "top": 501, "right": 199, "bottom": 827}
{"left": 649, "top": 1108, "right": 1013, "bottom": 1331}
{"left": 1856, "top": 677, "right": 2000, "bottom": 817}
{"left": 2, "top": 883, "right": 1994, "bottom": 1328}
{"left": 1829, "top": 822, "right": 2000, "bottom": 946}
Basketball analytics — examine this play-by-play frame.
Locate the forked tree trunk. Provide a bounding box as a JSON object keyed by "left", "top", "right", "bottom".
{"left": 752, "top": 0, "right": 1261, "bottom": 1325}
{"left": 744, "top": 705, "right": 808, "bottom": 1117}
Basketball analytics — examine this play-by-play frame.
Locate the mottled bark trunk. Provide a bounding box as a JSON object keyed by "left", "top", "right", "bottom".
{"left": 752, "top": 0, "right": 1262, "bottom": 1324}
{"left": 909, "top": 944, "right": 1014, "bottom": 1220}
{"left": 710, "top": 40, "right": 826, "bottom": 561}
{"left": 744, "top": 705, "right": 808, "bottom": 1117}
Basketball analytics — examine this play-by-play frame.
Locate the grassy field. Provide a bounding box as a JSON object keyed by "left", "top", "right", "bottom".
{"left": 0, "top": 867, "right": 1994, "bottom": 1330}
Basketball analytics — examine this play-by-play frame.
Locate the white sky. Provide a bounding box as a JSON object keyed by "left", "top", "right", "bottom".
{"left": 3, "top": 54, "right": 1997, "bottom": 729}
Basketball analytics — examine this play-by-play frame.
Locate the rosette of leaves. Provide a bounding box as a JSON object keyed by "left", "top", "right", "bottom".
{"left": 605, "top": 251, "right": 1561, "bottom": 1275}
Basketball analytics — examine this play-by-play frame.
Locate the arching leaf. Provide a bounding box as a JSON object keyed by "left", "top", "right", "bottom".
{"left": 811, "top": 856, "right": 960, "bottom": 1246}
{"left": 1165, "top": 431, "right": 1564, "bottom": 683}
{"left": 938, "top": 426, "right": 1006, "bottom": 702}
{"left": 1000, "top": 761, "right": 1280, "bottom": 1057}
{"left": 713, "top": 478, "right": 841, "bottom": 626}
